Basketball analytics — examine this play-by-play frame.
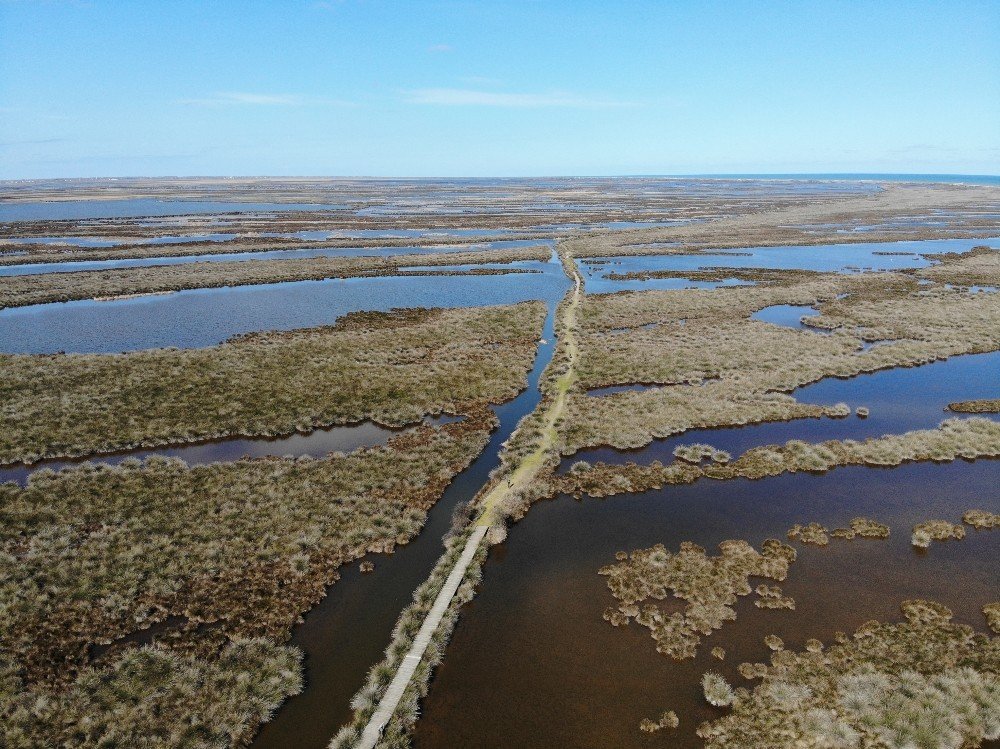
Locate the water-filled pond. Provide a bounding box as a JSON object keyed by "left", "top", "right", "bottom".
{"left": 0, "top": 257, "right": 570, "bottom": 354}
{"left": 750, "top": 303, "right": 821, "bottom": 329}
{"left": 0, "top": 416, "right": 460, "bottom": 487}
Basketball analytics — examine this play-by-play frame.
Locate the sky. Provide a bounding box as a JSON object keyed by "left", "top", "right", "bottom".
{"left": 0, "top": 0, "right": 998, "bottom": 179}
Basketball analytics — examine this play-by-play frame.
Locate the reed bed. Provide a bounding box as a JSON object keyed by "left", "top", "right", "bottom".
{"left": 0, "top": 302, "right": 545, "bottom": 464}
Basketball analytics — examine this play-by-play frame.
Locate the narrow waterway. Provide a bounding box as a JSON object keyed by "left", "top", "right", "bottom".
{"left": 251, "top": 266, "right": 568, "bottom": 749}
{"left": 0, "top": 416, "right": 459, "bottom": 487}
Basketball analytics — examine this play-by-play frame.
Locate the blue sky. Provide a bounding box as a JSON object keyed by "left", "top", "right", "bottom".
{"left": 1, "top": 0, "right": 998, "bottom": 178}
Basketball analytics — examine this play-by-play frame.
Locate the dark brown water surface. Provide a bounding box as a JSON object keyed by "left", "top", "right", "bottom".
{"left": 414, "top": 459, "right": 999, "bottom": 749}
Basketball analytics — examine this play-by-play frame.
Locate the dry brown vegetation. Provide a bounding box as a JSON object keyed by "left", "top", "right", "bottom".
{"left": 599, "top": 539, "right": 797, "bottom": 659}
{"left": 563, "top": 183, "right": 1000, "bottom": 259}
{"left": 0, "top": 245, "right": 551, "bottom": 309}
{"left": 549, "top": 417, "right": 1000, "bottom": 501}
{"left": 949, "top": 399, "right": 1000, "bottom": 413}
{"left": 0, "top": 302, "right": 546, "bottom": 464}
{"left": 0, "top": 410, "right": 496, "bottom": 747}
{"left": 559, "top": 246, "right": 1000, "bottom": 455}
{"left": 696, "top": 600, "right": 1000, "bottom": 748}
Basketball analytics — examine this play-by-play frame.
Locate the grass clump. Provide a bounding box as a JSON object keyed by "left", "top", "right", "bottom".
{"left": 696, "top": 600, "right": 1000, "bottom": 749}
{"left": 599, "top": 539, "right": 796, "bottom": 659}
{"left": 985, "top": 603, "right": 1000, "bottom": 634}
{"left": 673, "top": 443, "right": 731, "bottom": 464}
{"left": 911, "top": 519, "right": 966, "bottom": 548}
{"left": 702, "top": 672, "right": 735, "bottom": 707}
{"left": 639, "top": 711, "right": 679, "bottom": 733}
{"left": 963, "top": 509, "right": 1000, "bottom": 529}
{"left": 948, "top": 399, "right": 1000, "bottom": 413}
{"left": 787, "top": 522, "right": 830, "bottom": 546}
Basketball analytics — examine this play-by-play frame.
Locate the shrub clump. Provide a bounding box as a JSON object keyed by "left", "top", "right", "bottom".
{"left": 599, "top": 539, "right": 796, "bottom": 659}
{"left": 696, "top": 600, "right": 1000, "bottom": 749}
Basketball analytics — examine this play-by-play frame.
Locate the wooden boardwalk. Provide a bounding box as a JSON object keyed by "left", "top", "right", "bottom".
{"left": 354, "top": 248, "right": 581, "bottom": 748}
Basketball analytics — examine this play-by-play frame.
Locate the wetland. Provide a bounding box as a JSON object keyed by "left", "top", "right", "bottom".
{"left": 3, "top": 177, "right": 999, "bottom": 749}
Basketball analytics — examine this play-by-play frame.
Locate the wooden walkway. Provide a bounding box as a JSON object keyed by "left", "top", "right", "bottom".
{"left": 354, "top": 248, "right": 582, "bottom": 748}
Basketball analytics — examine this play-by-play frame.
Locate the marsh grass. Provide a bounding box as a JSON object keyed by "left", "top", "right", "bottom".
{"left": 0, "top": 302, "right": 545, "bottom": 464}
{"left": 0, "top": 245, "right": 552, "bottom": 309}
{"left": 696, "top": 600, "right": 1000, "bottom": 748}
{"left": 550, "top": 417, "right": 1000, "bottom": 500}
{"left": 0, "top": 409, "right": 497, "bottom": 748}
{"left": 599, "top": 539, "right": 796, "bottom": 659}
{"left": 562, "top": 247, "right": 1000, "bottom": 454}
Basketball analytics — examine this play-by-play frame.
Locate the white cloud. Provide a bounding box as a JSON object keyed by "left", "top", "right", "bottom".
{"left": 403, "top": 88, "right": 633, "bottom": 108}
{"left": 428, "top": 43, "right": 453, "bottom": 53}
{"left": 177, "top": 92, "right": 354, "bottom": 107}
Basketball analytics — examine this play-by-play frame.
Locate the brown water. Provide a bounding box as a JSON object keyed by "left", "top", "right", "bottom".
{"left": 413, "top": 458, "right": 999, "bottom": 749}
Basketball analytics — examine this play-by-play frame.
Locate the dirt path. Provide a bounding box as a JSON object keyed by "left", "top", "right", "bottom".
{"left": 354, "top": 245, "right": 582, "bottom": 748}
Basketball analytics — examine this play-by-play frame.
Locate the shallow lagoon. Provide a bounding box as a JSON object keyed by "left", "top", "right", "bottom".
{"left": 0, "top": 199, "right": 348, "bottom": 221}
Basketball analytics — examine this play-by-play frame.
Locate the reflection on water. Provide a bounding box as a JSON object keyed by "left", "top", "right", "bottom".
{"left": 0, "top": 416, "right": 459, "bottom": 487}
{"left": 413, "top": 459, "right": 999, "bottom": 749}
{"left": 0, "top": 259, "right": 570, "bottom": 354}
